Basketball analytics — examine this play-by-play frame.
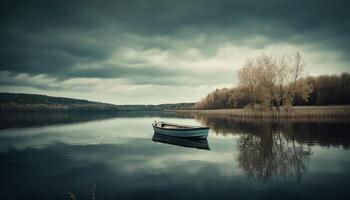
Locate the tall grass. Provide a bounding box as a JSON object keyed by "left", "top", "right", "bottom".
{"left": 175, "top": 105, "right": 350, "bottom": 121}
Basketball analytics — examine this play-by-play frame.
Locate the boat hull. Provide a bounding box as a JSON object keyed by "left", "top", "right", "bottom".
{"left": 152, "top": 133, "right": 210, "bottom": 150}
{"left": 153, "top": 126, "right": 209, "bottom": 139}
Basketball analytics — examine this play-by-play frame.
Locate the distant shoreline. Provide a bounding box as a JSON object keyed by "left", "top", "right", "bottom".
{"left": 0, "top": 92, "right": 194, "bottom": 112}
{"left": 172, "top": 105, "right": 350, "bottom": 119}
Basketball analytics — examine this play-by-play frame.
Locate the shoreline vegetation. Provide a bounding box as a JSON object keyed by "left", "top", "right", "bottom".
{"left": 193, "top": 53, "right": 350, "bottom": 120}
{"left": 173, "top": 105, "right": 350, "bottom": 120}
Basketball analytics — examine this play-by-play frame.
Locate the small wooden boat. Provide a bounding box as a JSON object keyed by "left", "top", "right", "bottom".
{"left": 152, "top": 133, "right": 210, "bottom": 150}
{"left": 152, "top": 121, "right": 209, "bottom": 139}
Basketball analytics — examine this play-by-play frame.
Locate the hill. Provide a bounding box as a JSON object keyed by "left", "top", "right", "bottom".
{"left": 0, "top": 93, "right": 194, "bottom": 112}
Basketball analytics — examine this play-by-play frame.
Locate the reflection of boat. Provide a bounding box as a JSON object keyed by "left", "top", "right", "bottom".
{"left": 152, "top": 133, "right": 210, "bottom": 150}
{"left": 152, "top": 121, "right": 209, "bottom": 139}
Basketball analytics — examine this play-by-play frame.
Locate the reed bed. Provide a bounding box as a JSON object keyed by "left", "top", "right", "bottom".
{"left": 174, "top": 105, "right": 350, "bottom": 121}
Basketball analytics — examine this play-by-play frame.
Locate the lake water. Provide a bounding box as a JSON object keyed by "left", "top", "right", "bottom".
{"left": 1, "top": 112, "right": 350, "bottom": 200}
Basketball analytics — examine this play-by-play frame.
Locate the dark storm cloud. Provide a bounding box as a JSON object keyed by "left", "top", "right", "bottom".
{"left": 0, "top": 0, "right": 349, "bottom": 80}
{"left": 67, "top": 63, "right": 186, "bottom": 82}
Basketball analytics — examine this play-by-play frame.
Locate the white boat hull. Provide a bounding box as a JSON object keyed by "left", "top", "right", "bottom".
{"left": 152, "top": 122, "right": 209, "bottom": 139}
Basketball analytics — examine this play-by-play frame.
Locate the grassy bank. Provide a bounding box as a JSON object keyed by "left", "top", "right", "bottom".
{"left": 173, "top": 105, "right": 350, "bottom": 120}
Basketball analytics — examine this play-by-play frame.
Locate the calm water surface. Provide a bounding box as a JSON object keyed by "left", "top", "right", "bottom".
{"left": 1, "top": 113, "right": 350, "bottom": 200}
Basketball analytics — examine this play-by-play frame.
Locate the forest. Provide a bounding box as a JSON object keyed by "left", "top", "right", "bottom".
{"left": 0, "top": 93, "right": 194, "bottom": 112}
{"left": 195, "top": 53, "right": 350, "bottom": 110}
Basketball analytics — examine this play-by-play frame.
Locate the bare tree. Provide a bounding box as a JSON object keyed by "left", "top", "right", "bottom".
{"left": 282, "top": 52, "right": 312, "bottom": 112}
{"left": 238, "top": 52, "right": 312, "bottom": 112}
{"left": 238, "top": 59, "right": 258, "bottom": 110}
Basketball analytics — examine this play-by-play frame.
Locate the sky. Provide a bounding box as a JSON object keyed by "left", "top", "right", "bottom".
{"left": 0, "top": 0, "right": 349, "bottom": 104}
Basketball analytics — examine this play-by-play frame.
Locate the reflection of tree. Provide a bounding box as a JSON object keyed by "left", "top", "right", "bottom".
{"left": 194, "top": 114, "right": 317, "bottom": 182}
{"left": 237, "top": 128, "right": 312, "bottom": 182}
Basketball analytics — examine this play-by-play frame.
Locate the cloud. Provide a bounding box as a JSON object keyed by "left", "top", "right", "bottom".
{"left": 0, "top": 0, "right": 349, "bottom": 103}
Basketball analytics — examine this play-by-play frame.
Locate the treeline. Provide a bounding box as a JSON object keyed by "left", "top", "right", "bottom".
{"left": 0, "top": 93, "right": 194, "bottom": 112}
{"left": 196, "top": 53, "right": 312, "bottom": 110}
{"left": 0, "top": 93, "right": 95, "bottom": 105}
{"left": 195, "top": 87, "right": 251, "bottom": 109}
{"left": 195, "top": 59, "right": 350, "bottom": 110}
{"left": 296, "top": 73, "right": 350, "bottom": 105}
